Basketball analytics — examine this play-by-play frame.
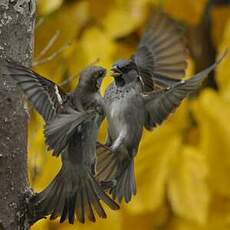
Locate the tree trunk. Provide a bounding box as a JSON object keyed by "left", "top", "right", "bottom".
{"left": 0, "top": 1, "right": 35, "bottom": 229}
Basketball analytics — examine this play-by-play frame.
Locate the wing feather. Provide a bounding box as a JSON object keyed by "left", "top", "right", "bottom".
{"left": 133, "top": 11, "right": 188, "bottom": 91}
{"left": 3, "top": 60, "right": 67, "bottom": 121}
{"left": 143, "top": 51, "right": 227, "bottom": 129}
{"left": 45, "top": 110, "right": 96, "bottom": 156}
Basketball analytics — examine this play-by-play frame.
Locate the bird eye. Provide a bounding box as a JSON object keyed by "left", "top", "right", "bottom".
{"left": 97, "top": 69, "right": 106, "bottom": 77}
{"left": 117, "top": 65, "right": 123, "bottom": 71}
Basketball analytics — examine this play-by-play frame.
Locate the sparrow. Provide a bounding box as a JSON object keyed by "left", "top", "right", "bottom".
{"left": 3, "top": 60, "right": 119, "bottom": 224}
{"left": 96, "top": 11, "right": 228, "bottom": 203}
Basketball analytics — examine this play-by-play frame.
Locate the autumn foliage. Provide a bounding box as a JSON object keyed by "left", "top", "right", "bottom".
{"left": 31, "top": 0, "right": 230, "bottom": 229}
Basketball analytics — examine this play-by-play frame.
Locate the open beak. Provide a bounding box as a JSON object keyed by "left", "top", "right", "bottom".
{"left": 111, "top": 65, "right": 122, "bottom": 78}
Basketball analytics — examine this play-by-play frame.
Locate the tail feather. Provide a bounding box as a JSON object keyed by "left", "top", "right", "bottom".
{"left": 110, "top": 160, "right": 136, "bottom": 203}
{"left": 46, "top": 180, "right": 62, "bottom": 214}
{"left": 60, "top": 198, "right": 68, "bottom": 223}
{"left": 125, "top": 166, "right": 131, "bottom": 202}
{"left": 69, "top": 193, "right": 77, "bottom": 224}
{"left": 83, "top": 183, "right": 96, "bottom": 222}
{"left": 50, "top": 182, "right": 65, "bottom": 220}
{"left": 85, "top": 183, "right": 97, "bottom": 222}
{"left": 33, "top": 165, "right": 119, "bottom": 224}
{"left": 86, "top": 179, "right": 107, "bottom": 218}
{"left": 97, "top": 156, "right": 118, "bottom": 180}
{"left": 104, "top": 159, "right": 118, "bottom": 181}
{"left": 96, "top": 145, "right": 136, "bottom": 203}
{"left": 92, "top": 176, "right": 119, "bottom": 209}
{"left": 76, "top": 185, "right": 85, "bottom": 223}
{"left": 37, "top": 177, "right": 61, "bottom": 215}
{"left": 96, "top": 144, "right": 119, "bottom": 181}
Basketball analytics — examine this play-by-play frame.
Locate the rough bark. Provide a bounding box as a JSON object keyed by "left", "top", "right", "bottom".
{"left": 0, "top": 1, "right": 35, "bottom": 229}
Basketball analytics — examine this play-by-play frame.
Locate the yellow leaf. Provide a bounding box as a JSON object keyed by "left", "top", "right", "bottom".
{"left": 185, "top": 57, "right": 195, "bottom": 79}
{"left": 31, "top": 218, "right": 50, "bottom": 230}
{"left": 126, "top": 128, "right": 182, "bottom": 214}
{"left": 163, "top": 99, "right": 191, "bottom": 132}
{"left": 168, "top": 146, "right": 209, "bottom": 224}
{"left": 35, "top": 1, "right": 90, "bottom": 84}
{"left": 216, "top": 18, "right": 230, "bottom": 100}
{"left": 88, "top": 0, "right": 114, "bottom": 20}
{"left": 37, "top": 0, "right": 63, "bottom": 15}
{"left": 102, "top": 1, "right": 146, "bottom": 39}
{"left": 164, "top": 0, "right": 208, "bottom": 25}
{"left": 192, "top": 90, "right": 230, "bottom": 197}
{"left": 122, "top": 206, "right": 170, "bottom": 230}
{"left": 168, "top": 217, "right": 204, "bottom": 230}
{"left": 169, "top": 196, "right": 230, "bottom": 230}
{"left": 211, "top": 6, "right": 230, "bottom": 48}
{"left": 79, "top": 27, "right": 116, "bottom": 67}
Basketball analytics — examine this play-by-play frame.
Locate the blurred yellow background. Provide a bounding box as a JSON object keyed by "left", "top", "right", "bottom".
{"left": 30, "top": 0, "right": 230, "bottom": 229}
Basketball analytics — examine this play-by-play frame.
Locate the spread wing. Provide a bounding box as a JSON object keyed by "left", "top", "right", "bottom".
{"left": 45, "top": 109, "right": 96, "bottom": 156}
{"left": 3, "top": 60, "right": 67, "bottom": 121}
{"left": 143, "top": 51, "right": 227, "bottom": 129}
{"left": 133, "top": 11, "right": 188, "bottom": 92}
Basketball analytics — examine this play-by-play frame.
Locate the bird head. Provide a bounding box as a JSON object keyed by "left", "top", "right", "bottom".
{"left": 111, "top": 59, "right": 139, "bottom": 86}
{"left": 78, "top": 66, "right": 106, "bottom": 92}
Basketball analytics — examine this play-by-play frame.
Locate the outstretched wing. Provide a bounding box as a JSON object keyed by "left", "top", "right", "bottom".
{"left": 133, "top": 11, "right": 188, "bottom": 92}
{"left": 3, "top": 60, "right": 67, "bottom": 121}
{"left": 45, "top": 109, "right": 97, "bottom": 156}
{"left": 143, "top": 51, "right": 227, "bottom": 129}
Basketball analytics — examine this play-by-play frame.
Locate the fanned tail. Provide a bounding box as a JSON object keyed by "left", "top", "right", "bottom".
{"left": 96, "top": 144, "right": 136, "bottom": 203}
{"left": 96, "top": 143, "right": 119, "bottom": 182}
{"left": 32, "top": 163, "right": 119, "bottom": 224}
{"left": 110, "top": 160, "right": 136, "bottom": 203}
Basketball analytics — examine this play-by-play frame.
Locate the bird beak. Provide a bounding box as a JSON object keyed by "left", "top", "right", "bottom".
{"left": 111, "top": 66, "right": 122, "bottom": 78}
